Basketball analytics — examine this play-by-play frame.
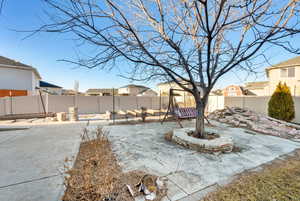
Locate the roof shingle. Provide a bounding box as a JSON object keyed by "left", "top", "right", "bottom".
{"left": 266, "top": 56, "right": 300, "bottom": 71}
{"left": 0, "top": 56, "right": 41, "bottom": 79}
{"left": 0, "top": 56, "right": 32, "bottom": 68}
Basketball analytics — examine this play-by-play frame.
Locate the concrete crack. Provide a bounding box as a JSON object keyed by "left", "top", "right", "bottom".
{"left": 0, "top": 174, "right": 60, "bottom": 189}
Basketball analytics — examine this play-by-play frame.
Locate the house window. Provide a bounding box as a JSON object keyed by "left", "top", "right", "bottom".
{"left": 288, "top": 67, "right": 295, "bottom": 77}
{"left": 228, "top": 92, "right": 237, "bottom": 96}
{"left": 281, "top": 67, "right": 295, "bottom": 78}
{"left": 280, "top": 68, "right": 288, "bottom": 77}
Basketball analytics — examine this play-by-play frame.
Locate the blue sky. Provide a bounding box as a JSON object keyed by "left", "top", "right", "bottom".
{"left": 0, "top": 1, "right": 299, "bottom": 92}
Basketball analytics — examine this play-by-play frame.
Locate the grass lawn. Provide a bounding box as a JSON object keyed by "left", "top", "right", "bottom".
{"left": 202, "top": 150, "right": 300, "bottom": 201}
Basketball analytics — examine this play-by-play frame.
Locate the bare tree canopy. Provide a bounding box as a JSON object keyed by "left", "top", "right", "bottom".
{"left": 38, "top": 0, "right": 300, "bottom": 137}
{"left": 0, "top": 0, "right": 6, "bottom": 14}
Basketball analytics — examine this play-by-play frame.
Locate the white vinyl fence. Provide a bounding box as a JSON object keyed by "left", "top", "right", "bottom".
{"left": 1, "top": 94, "right": 299, "bottom": 123}
{"left": 0, "top": 95, "right": 169, "bottom": 115}
{"left": 224, "top": 96, "right": 300, "bottom": 124}
{"left": 206, "top": 95, "right": 225, "bottom": 113}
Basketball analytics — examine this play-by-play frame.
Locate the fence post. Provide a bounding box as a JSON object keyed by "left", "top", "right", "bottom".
{"left": 97, "top": 96, "right": 101, "bottom": 113}
{"left": 151, "top": 97, "right": 153, "bottom": 109}
{"left": 73, "top": 95, "right": 76, "bottom": 108}
{"left": 4, "top": 97, "right": 8, "bottom": 115}
{"left": 10, "top": 92, "right": 13, "bottom": 115}
{"left": 46, "top": 95, "right": 49, "bottom": 114}
{"left": 117, "top": 95, "right": 120, "bottom": 111}
{"left": 112, "top": 88, "right": 115, "bottom": 124}
{"left": 242, "top": 96, "right": 245, "bottom": 109}
{"left": 159, "top": 91, "right": 162, "bottom": 120}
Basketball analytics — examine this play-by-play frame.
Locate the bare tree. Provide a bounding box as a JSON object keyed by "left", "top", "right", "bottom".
{"left": 0, "top": 0, "right": 6, "bottom": 14}
{"left": 38, "top": 0, "right": 300, "bottom": 138}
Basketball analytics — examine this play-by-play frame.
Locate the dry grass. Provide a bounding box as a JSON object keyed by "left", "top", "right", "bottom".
{"left": 62, "top": 127, "right": 166, "bottom": 201}
{"left": 164, "top": 131, "right": 173, "bottom": 142}
{"left": 62, "top": 136, "right": 128, "bottom": 201}
{"left": 202, "top": 150, "right": 300, "bottom": 201}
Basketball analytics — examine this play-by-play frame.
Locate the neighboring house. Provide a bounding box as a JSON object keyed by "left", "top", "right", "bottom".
{"left": 265, "top": 56, "right": 300, "bottom": 96}
{"left": 137, "top": 88, "right": 158, "bottom": 96}
{"left": 86, "top": 88, "right": 116, "bottom": 96}
{"left": 157, "top": 80, "right": 203, "bottom": 107}
{"left": 62, "top": 89, "right": 84, "bottom": 96}
{"left": 157, "top": 80, "right": 203, "bottom": 96}
{"left": 118, "top": 84, "right": 149, "bottom": 96}
{"left": 0, "top": 56, "right": 41, "bottom": 97}
{"left": 246, "top": 56, "right": 300, "bottom": 96}
{"left": 244, "top": 81, "right": 269, "bottom": 96}
{"left": 223, "top": 85, "right": 245, "bottom": 96}
{"left": 39, "top": 81, "right": 63, "bottom": 95}
{"left": 210, "top": 89, "right": 223, "bottom": 96}
{"left": 223, "top": 85, "right": 254, "bottom": 96}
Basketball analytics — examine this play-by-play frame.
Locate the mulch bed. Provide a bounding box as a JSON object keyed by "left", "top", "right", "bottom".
{"left": 201, "top": 149, "right": 300, "bottom": 201}
{"left": 62, "top": 135, "right": 166, "bottom": 201}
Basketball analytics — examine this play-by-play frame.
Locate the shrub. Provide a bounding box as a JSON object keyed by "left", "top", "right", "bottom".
{"left": 268, "top": 82, "right": 295, "bottom": 122}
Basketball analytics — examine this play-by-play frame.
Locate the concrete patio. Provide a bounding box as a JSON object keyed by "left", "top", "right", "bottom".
{"left": 102, "top": 120, "right": 300, "bottom": 201}
{"left": 0, "top": 123, "right": 85, "bottom": 201}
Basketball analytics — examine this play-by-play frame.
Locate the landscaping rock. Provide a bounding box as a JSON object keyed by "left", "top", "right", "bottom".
{"left": 208, "top": 107, "right": 300, "bottom": 140}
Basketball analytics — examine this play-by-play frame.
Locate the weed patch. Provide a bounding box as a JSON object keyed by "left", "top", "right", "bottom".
{"left": 202, "top": 150, "right": 300, "bottom": 201}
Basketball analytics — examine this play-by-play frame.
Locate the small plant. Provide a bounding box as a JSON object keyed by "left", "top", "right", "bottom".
{"left": 141, "top": 107, "right": 147, "bottom": 122}
{"left": 268, "top": 82, "right": 295, "bottom": 122}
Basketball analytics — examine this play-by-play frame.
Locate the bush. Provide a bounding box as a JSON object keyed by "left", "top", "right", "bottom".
{"left": 268, "top": 82, "right": 295, "bottom": 122}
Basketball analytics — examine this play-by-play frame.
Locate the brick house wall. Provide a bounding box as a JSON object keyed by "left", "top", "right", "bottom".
{"left": 223, "top": 85, "right": 244, "bottom": 96}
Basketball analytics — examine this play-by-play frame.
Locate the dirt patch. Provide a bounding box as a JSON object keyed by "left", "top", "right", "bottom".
{"left": 165, "top": 130, "right": 220, "bottom": 141}
{"left": 62, "top": 134, "right": 166, "bottom": 201}
{"left": 202, "top": 149, "right": 300, "bottom": 201}
{"left": 187, "top": 131, "right": 220, "bottom": 140}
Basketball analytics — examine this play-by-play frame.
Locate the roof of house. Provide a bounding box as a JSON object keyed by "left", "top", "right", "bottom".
{"left": 62, "top": 89, "right": 75, "bottom": 94}
{"left": 138, "top": 88, "right": 158, "bottom": 95}
{"left": 245, "top": 81, "right": 269, "bottom": 90}
{"left": 223, "top": 85, "right": 255, "bottom": 95}
{"left": 86, "top": 88, "right": 115, "bottom": 94}
{"left": 157, "top": 80, "right": 203, "bottom": 87}
{"left": 119, "top": 84, "right": 148, "bottom": 89}
{"left": 62, "top": 89, "right": 84, "bottom": 95}
{"left": 0, "top": 56, "right": 42, "bottom": 79}
{"left": 210, "top": 89, "right": 223, "bottom": 96}
{"left": 266, "top": 56, "right": 300, "bottom": 71}
{"left": 39, "top": 81, "right": 62, "bottom": 88}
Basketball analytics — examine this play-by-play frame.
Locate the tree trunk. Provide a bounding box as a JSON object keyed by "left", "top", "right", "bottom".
{"left": 195, "top": 98, "right": 206, "bottom": 138}
{"left": 194, "top": 93, "right": 208, "bottom": 138}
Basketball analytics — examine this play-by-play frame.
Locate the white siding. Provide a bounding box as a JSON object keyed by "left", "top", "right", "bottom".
{"left": 0, "top": 67, "right": 33, "bottom": 90}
